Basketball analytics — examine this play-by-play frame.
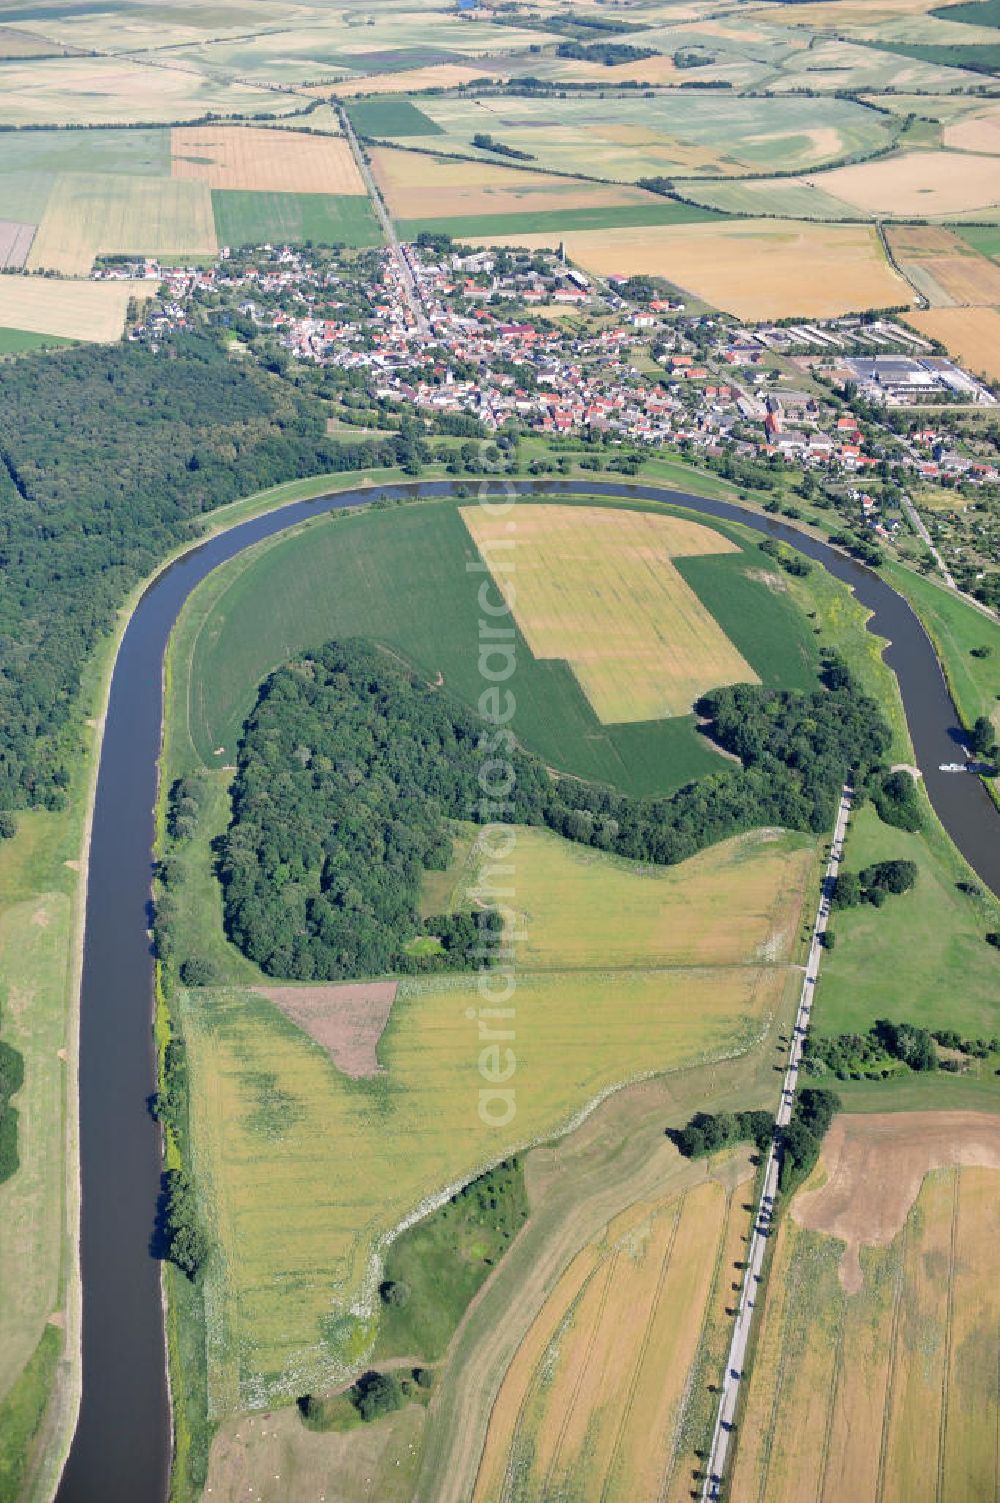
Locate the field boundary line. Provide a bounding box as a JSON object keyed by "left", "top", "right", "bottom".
{"left": 875, "top": 1216, "right": 909, "bottom": 1503}
{"left": 542, "top": 1248, "right": 622, "bottom": 1494}
{"left": 817, "top": 1301, "right": 847, "bottom": 1503}
{"left": 935, "top": 1168, "right": 961, "bottom": 1503}
{"left": 659, "top": 1181, "right": 741, "bottom": 1503}
{"left": 599, "top": 1195, "right": 686, "bottom": 1503}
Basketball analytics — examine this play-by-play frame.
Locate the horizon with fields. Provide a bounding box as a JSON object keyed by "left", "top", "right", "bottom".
{"left": 0, "top": 3, "right": 999, "bottom": 1502}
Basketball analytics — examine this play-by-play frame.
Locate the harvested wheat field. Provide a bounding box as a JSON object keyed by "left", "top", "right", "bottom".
{"left": 470, "top": 220, "right": 909, "bottom": 320}
{"left": 462, "top": 503, "right": 757, "bottom": 723}
{"left": 943, "top": 104, "right": 1000, "bottom": 155}
{"left": 171, "top": 125, "right": 365, "bottom": 195}
{"left": 27, "top": 171, "right": 216, "bottom": 276}
{"left": 886, "top": 224, "right": 1000, "bottom": 305}
{"left": 818, "top": 148, "right": 1000, "bottom": 217}
{"left": 369, "top": 145, "right": 652, "bottom": 221}
{"left": 0, "top": 276, "right": 143, "bottom": 341}
{"left": 259, "top": 982, "right": 398, "bottom": 1078}
{"left": 472, "top": 1157, "right": 753, "bottom": 1503}
{"left": 906, "top": 306, "right": 1000, "bottom": 380}
{"left": 729, "top": 1112, "right": 1000, "bottom": 1503}
{"left": 334, "top": 63, "right": 498, "bottom": 96}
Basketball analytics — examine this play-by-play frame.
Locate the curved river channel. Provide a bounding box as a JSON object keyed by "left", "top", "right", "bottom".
{"left": 55, "top": 478, "right": 1000, "bottom": 1503}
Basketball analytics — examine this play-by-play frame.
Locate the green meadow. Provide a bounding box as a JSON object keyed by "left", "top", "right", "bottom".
{"left": 175, "top": 495, "right": 818, "bottom": 799}
{"left": 211, "top": 189, "right": 381, "bottom": 248}
{"left": 346, "top": 98, "right": 443, "bottom": 138}
{"left": 396, "top": 199, "right": 725, "bottom": 242}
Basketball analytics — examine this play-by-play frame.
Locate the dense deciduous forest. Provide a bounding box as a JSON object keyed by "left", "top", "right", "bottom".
{"left": 220, "top": 640, "right": 893, "bottom": 980}
{"left": 0, "top": 335, "right": 409, "bottom": 810}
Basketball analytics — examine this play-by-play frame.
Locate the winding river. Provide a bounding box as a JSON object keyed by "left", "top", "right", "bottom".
{"left": 54, "top": 478, "right": 1000, "bottom": 1503}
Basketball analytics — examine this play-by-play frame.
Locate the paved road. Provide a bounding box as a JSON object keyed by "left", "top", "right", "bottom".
{"left": 700, "top": 784, "right": 853, "bottom": 1502}
{"left": 339, "top": 106, "right": 430, "bottom": 336}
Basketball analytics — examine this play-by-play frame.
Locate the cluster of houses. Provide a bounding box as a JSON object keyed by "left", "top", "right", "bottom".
{"left": 115, "top": 243, "right": 999, "bottom": 495}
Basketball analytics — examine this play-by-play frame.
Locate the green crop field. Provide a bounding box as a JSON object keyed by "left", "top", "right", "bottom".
{"left": 953, "top": 224, "right": 1000, "bottom": 258}
{"left": 346, "top": 98, "right": 443, "bottom": 138}
{"left": 396, "top": 198, "right": 726, "bottom": 241}
{"left": 374, "top": 92, "right": 895, "bottom": 180}
{"left": 211, "top": 188, "right": 382, "bottom": 248}
{"left": 174, "top": 496, "right": 819, "bottom": 799}
{"left": 0, "top": 326, "right": 75, "bottom": 354}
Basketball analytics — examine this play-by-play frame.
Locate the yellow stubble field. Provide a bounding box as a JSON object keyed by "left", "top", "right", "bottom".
{"left": 461, "top": 503, "right": 758, "bottom": 723}
{"left": 171, "top": 125, "right": 366, "bottom": 195}
{"left": 471, "top": 1160, "right": 753, "bottom": 1503}
{"left": 469, "top": 220, "right": 910, "bottom": 320}
{"left": 27, "top": 172, "right": 217, "bottom": 275}
{"left": 368, "top": 145, "right": 656, "bottom": 221}
{"left": 818, "top": 148, "right": 1000, "bottom": 217}
{"left": 906, "top": 307, "right": 1000, "bottom": 380}
{"left": 729, "top": 1112, "right": 1000, "bottom": 1503}
{"left": 0, "top": 276, "right": 147, "bottom": 340}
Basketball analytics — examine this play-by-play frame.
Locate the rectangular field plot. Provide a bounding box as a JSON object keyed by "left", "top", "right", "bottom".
{"left": 345, "top": 97, "right": 443, "bottom": 137}
{"left": 906, "top": 306, "right": 1000, "bottom": 380}
{"left": 462, "top": 503, "right": 758, "bottom": 723}
{"left": 172, "top": 125, "right": 365, "bottom": 194}
{"left": 886, "top": 224, "right": 1000, "bottom": 305}
{"left": 0, "top": 221, "right": 35, "bottom": 269}
{"left": 27, "top": 172, "right": 216, "bottom": 275}
{"left": 730, "top": 1113, "right": 1000, "bottom": 1503}
{"left": 820, "top": 147, "right": 1000, "bottom": 218}
{"left": 0, "top": 276, "right": 142, "bottom": 341}
{"left": 474, "top": 220, "right": 911, "bottom": 321}
{"left": 211, "top": 189, "right": 380, "bottom": 248}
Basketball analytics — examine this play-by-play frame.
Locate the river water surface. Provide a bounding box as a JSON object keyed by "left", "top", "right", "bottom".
{"left": 55, "top": 479, "right": 1000, "bottom": 1503}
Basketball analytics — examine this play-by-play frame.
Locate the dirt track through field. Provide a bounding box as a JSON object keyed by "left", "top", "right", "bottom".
{"left": 793, "top": 1110, "right": 1000, "bottom": 1292}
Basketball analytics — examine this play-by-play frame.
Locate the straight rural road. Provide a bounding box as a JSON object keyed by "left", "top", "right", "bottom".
{"left": 901, "top": 493, "right": 957, "bottom": 590}
{"left": 339, "top": 106, "right": 430, "bottom": 336}
{"left": 700, "top": 783, "right": 853, "bottom": 1501}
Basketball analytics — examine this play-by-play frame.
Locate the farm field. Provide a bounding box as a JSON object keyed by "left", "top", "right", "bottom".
{"left": 470, "top": 1163, "right": 753, "bottom": 1503}
{"left": 679, "top": 175, "right": 857, "bottom": 221}
{"left": 885, "top": 223, "right": 1000, "bottom": 304}
{"left": 436, "top": 824, "right": 814, "bottom": 973}
{"left": 0, "top": 276, "right": 143, "bottom": 342}
{"left": 905, "top": 306, "right": 1000, "bottom": 380}
{"left": 0, "top": 53, "right": 294, "bottom": 126}
{"left": 816, "top": 147, "right": 1000, "bottom": 217}
{"left": 473, "top": 220, "right": 910, "bottom": 321}
{"left": 461, "top": 503, "right": 758, "bottom": 723}
{"left": 182, "top": 953, "right": 794, "bottom": 1409}
{"left": 27, "top": 172, "right": 217, "bottom": 276}
{"left": 211, "top": 189, "right": 380, "bottom": 249}
{"left": 814, "top": 800, "right": 1000, "bottom": 1041}
{"left": 729, "top": 1113, "right": 1000, "bottom": 1503}
{"left": 943, "top": 101, "right": 1000, "bottom": 153}
{"left": 369, "top": 145, "right": 671, "bottom": 223}
{"left": 172, "top": 497, "right": 818, "bottom": 799}
{"left": 373, "top": 92, "right": 896, "bottom": 179}
{"left": 335, "top": 62, "right": 497, "bottom": 96}
{"left": 171, "top": 126, "right": 363, "bottom": 195}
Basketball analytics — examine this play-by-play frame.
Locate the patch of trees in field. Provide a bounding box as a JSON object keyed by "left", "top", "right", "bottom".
{"left": 555, "top": 39, "right": 657, "bottom": 64}
{"left": 832, "top": 858, "right": 918, "bottom": 909}
{"left": 471, "top": 132, "right": 535, "bottom": 161}
{"left": 0, "top": 334, "right": 416, "bottom": 812}
{"left": 221, "top": 640, "right": 893, "bottom": 979}
{"left": 780, "top": 1087, "right": 840, "bottom": 1192}
{"left": 0, "top": 1040, "right": 25, "bottom": 1185}
{"left": 668, "top": 1108, "right": 774, "bottom": 1158}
